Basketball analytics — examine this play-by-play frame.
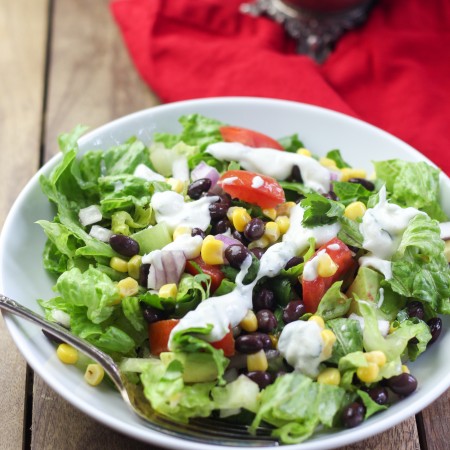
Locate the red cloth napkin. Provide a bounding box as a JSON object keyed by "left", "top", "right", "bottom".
{"left": 111, "top": 0, "right": 450, "bottom": 175}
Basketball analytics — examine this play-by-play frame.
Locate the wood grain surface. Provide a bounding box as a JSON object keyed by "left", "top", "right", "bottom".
{"left": 0, "top": 0, "right": 448, "bottom": 449}
{"left": 0, "top": 0, "right": 49, "bottom": 449}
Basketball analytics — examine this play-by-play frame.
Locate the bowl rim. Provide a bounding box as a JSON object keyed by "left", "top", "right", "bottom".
{"left": 1, "top": 96, "right": 449, "bottom": 450}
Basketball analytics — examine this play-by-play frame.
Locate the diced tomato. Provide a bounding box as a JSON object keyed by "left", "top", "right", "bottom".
{"left": 148, "top": 319, "right": 180, "bottom": 356}
{"left": 218, "top": 170, "right": 285, "bottom": 209}
{"left": 210, "top": 330, "right": 235, "bottom": 357}
{"left": 185, "top": 256, "right": 225, "bottom": 293}
{"left": 220, "top": 126, "right": 284, "bottom": 151}
{"left": 302, "top": 238, "right": 356, "bottom": 314}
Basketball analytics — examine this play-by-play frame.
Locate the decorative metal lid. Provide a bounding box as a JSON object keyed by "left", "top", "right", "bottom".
{"left": 240, "top": 0, "right": 376, "bottom": 63}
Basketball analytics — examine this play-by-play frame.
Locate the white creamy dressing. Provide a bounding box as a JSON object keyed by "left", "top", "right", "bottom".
{"left": 277, "top": 320, "right": 326, "bottom": 377}
{"left": 348, "top": 313, "right": 390, "bottom": 337}
{"left": 150, "top": 191, "right": 218, "bottom": 232}
{"left": 303, "top": 250, "right": 326, "bottom": 281}
{"left": 377, "top": 287, "right": 385, "bottom": 309}
{"left": 169, "top": 256, "right": 255, "bottom": 346}
{"left": 258, "top": 204, "right": 341, "bottom": 279}
{"left": 358, "top": 186, "right": 422, "bottom": 279}
{"left": 327, "top": 243, "right": 340, "bottom": 251}
{"left": 251, "top": 175, "right": 264, "bottom": 189}
{"left": 206, "top": 142, "right": 331, "bottom": 193}
{"left": 171, "top": 156, "right": 189, "bottom": 181}
{"left": 220, "top": 176, "right": 238, "bottom": 186}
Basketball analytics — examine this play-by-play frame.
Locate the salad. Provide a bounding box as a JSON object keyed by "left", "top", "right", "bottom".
{"left": 38, "top": 114, "right": 450, "bottom": 444}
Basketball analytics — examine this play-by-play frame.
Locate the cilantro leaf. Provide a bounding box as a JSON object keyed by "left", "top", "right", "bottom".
{"left": 278, "top": 134, "right": 305, "bottom": 153}
{"left": 332, "top": 181, "right": 372, "bottom": 206}
{"left": 300, "top": 194, "right": 344, "bottom": 227}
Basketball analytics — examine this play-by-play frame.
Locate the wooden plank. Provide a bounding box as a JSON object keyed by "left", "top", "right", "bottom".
{"left": 32, "top": 0, "right": 159, "bottom": 447}
{"left": 0, "top": 0, "right": 49, "bottom": 448}
{"left": 43, "top": 0, "right": 158, "bottom": 162}
{"left": 420, "top": 389, "right": 450, "bottom": 450}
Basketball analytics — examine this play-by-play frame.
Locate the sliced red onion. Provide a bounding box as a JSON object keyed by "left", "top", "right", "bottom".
{"left": 191, "top": 161, "right": 220, "bottom": 187}
{"left": 147, "top": 250, "right": 186, "bottom": 290}
{"left": 329, "top": 170, "right": 340, "bottom": 181}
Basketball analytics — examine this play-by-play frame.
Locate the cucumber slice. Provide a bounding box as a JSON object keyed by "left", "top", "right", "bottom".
{"left": 132, "top": 223, "right": 172, "bottom": 254}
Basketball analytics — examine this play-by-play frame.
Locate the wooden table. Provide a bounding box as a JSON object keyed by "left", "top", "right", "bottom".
{"left": 0, "top": 1, "right": 448, "bottom": 449}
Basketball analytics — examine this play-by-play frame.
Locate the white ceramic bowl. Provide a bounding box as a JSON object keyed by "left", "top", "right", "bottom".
{"left": 1, "top": 97, "right": 449, "bottom": 450}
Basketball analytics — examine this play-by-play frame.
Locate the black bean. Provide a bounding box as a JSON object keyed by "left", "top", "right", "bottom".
{"left": 244, "top": 218, "right": 265, "bottom": 241}
{"left": 109, "top": 234, "right": 140, "bottom": 257}
{"left": 246, "top": 371, "right": 274, "bottom": 389}
{"left": 256, "top": 309, "right": 277, "bottom": 333}
{"left": 341, "top": 402, "right": 365, "bottom": 428}
{"left": 42, "top": 329, "right": 65, "bottom": 345}
{"left": 427, "top": 317, "right": 442, "bottom": 345}
{"left": 142, "top": 305, "right": 165, "bottom": 324}
{"left": 209, "top": 202, "right": 228, "bottom": 221}
{"left": 348, "top": 177, "right": 375, "bottom": 191}
{"left": 138, "top": 263, "right": 150, "bottom": 287}
{"left": 406, "top": 301, "right": 425, "bottom": 320}
{"left": 386, "top": 373, "right": 418, "bottom": 396}
{"left": 290, "top": 165, "right": 303, "bottom": 183}
{"left": 282, "top": 300, "right": 306, "bottom": 324}
{"left": 250, "top": 247, "right": 265, "bottom": 260}
{"left": 323, "top": 191, "right": 338, "bottom": 201}
{"left": 367, "top": 386, "right": 389, "bottom": 405}
{"left": 212, "top": 219, "right": 231, "bottom": 234}
{"left": 250, "top": 333, "right": 273, "bottom": 350}
{"left": 188, "top": 178, "right": 212, "bottom": 199}
{"left": 224, "top": 244, "right": 250, "bottom": 269}
{"left": 253, "top": 288, "right": 276, "bottom": 312}
{"left": 235, "top": 334, "right": 264, "bottom": 354}
{"left": 206, "top": 192, "right": 232, "bottom": 206}
{"left": 231, "top": 230, "right": 248, "bottom": 245}
{"left": 284, "top": 256, "right": 303, "bottom": 270}
{"left": 191, "top": 228, "right": 206, "bottom": 239}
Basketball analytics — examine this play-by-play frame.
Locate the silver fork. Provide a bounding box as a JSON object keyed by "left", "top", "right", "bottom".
{"left": 0, "top": 294, "right": 278, "bottom": 447}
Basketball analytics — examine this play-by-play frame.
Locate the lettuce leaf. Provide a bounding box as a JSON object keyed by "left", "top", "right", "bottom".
{"left": 250, "top": 373, "right": 347, "bottom": 444}
{"left": 387, "top": 215, "right": 450, "bottom": 314}
{"left": 300, "top": 193, "right": 344, "bottom": 227}
{"left": 374, "top": 160, "right": 447, "bottom": 221}
{"left": 278, "top": 134, "right": 304, "bottom": 153}
{"left": 317, "top": 281, "right": 351, "bottom": 320}
{"left": 327, "top": 318, "right": 363, "bottom": 364}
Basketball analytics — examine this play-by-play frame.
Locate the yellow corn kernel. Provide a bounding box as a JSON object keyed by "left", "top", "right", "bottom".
{"left": 110, "top": 256, "right": 129, "bottom": 273}
{"left": 248, "top": 236, "right": 270, "bottom": 250}
{"left": 231, "top": 207, "right": 251, "bottom": 232}
{"left": 364, "top": 351, "right": 387, "bottom": 367}
{"left": 159, "top": 283, "right": 178, "bottom": 299}
{"left": 308, "top": 315, "right": 325, "bottom": 329}
{"left": 297, "top": 148, "right": 312, "bottom": 157}
{"left": 269, "top": 334, "right": 278, "bottom": 349}
{"left": 317, "top": 367, "right": 341, "bottom": 386}
{"left": 239, "top": 310, "right": 258, "bottom": 332}
{"left": 275, "top": 216, "right": 290, "bottom": 235}
{"left": 262, "top": 208, "right": 277, "bottom": 221}
{"left": 321, "top": 329, "right": 336, "bottom": 359}
{"left": 317, "top": 253, "right": 338, "bottom": 278}
{"left": 264, "top": 221, "right": 281, "bottom": 243}
{"left": 127, "top": 254, "right": 142, "bottom": 280}
{"left": 341, "top": 168, "right": 367, "bottom": 182}
{"left": 118, "top": 277, "right": 139, "bottom": 298}
{"left": 357, "top": 362, "right": 380, "bottom": 383}
{"left": 275, "top": 202, "right": 296, "bottom": 217}
{"left": 84, "top": 364, "right": 105, "bottom": 386}
{"left": 247, "top": 349, "right": 269, "bottom": 372}
{"left": 226, "top": 206, "right": 237, "bottom": 221}
{"left": 402, "top": 365, "right": 410, "bottom": 374}
{"left": 56, "top": 344, "right": 78, "bottom": 365}
{"left": 344, "top": 201, "right": 367, "bottom": 221}
{"left": 166, "top": 177, "right": 184, "bottom": 193}
{"left": 201, "top": 235, "right": 224, "bottom": 265}
{"left": 173, "top": 225, "right": 192, "bottom": 241}
{"left": 319, "top": 157, "right": 337, "bottom": 169}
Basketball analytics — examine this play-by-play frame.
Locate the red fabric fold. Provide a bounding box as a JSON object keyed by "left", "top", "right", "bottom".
{"left": 111, "top": 0, "right": 450, "bottom": 174}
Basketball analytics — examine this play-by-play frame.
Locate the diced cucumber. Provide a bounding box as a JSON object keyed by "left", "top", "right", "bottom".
{"left": 160, "top": 351, "right": 218, "bottom": 383}
{"left": 131, "top": 223, "right": 172, "bottom": 254}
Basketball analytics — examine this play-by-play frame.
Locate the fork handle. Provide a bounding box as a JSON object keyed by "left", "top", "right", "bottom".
{"left": 0, "top": 293, "right": 124, "bottom": 390}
